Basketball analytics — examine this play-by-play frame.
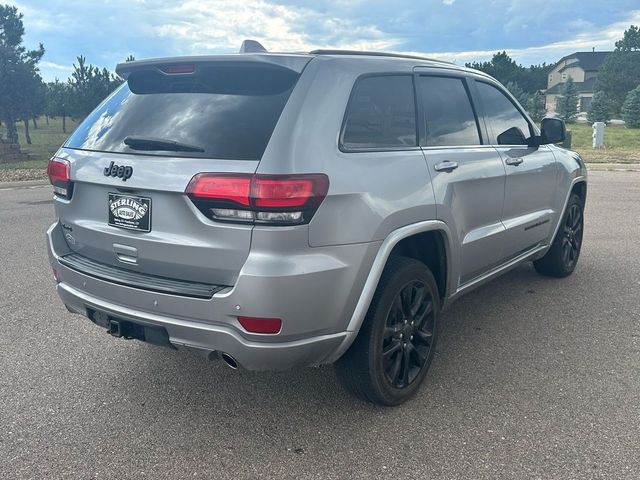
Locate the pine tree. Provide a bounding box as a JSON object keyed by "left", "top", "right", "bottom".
{"left": 596, "top": 26, "right": 640, "bottom": 112}
{"left": 587, "top": 91, "right": 611, "bottom": 123}
{"left": 505, "top": 81, "right": 528, "bottom": 107}
{"left": 0, "top": 5, "right": 45, "bottom": 145}
{"left": 621, "top": 86, "right": 640, "bottom": 128}
{"left": 556, "top": 77, "right": 579, "bottom": 122}
{"left": 527, "top": 91, "right": 546, "bottom": 122}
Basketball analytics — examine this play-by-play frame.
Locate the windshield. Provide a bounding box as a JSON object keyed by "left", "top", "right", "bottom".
{"left": 64, "top": 63, "right": 299, "bottom": 160}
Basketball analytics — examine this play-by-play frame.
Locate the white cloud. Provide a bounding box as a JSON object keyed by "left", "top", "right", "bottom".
{"left": 152, "top": 0, "right": 401, "bottom": 53}
{"left": 442, "top": 0, "right": 455, "bottom": 5}
{"left": 404, "top": 9, "right": 640, "bottom": 66}
{"left": 40, "top": 61, "right": 73, "bottom": 72}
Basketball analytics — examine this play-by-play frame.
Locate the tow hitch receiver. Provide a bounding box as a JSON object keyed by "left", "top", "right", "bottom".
{"left": 87, "top": 308, "right": 175, "bottom": 349}
{"left": 108, "top": 319, "right": 122, "bottom": 337}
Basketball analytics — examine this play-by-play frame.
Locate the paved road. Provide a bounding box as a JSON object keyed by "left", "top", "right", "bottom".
{"left": 1, "top": 172, "right": 638, "bottom": 479}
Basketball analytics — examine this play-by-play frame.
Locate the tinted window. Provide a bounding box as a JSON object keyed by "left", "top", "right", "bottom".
{"left": 341, "top": 75, "right": 416, "bottom": 150}
{"left": 477, "top": 82, "right": 532, "bottom": 145}
{"left": 64, "top": 64, "right": 299, "bottom": 160}
{"left": 418, "top": 76, "right": 480, "bottom": 146}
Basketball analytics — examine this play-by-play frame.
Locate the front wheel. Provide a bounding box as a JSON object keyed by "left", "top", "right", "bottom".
{"left": 335, "top": 256, "right": 440, "bottom": 406}
{"left": 534, "top": 193, "right": 584, "bottom": 277}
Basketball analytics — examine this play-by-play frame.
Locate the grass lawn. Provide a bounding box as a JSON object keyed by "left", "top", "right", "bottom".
{"left": 0, "top": 116, "right": 78, "bottom": 169}
{"left": 0, "top": 116, "right": 638, "bottom": 172}
{"left": 567, "top": 123, "right": 640, "bottom": 163}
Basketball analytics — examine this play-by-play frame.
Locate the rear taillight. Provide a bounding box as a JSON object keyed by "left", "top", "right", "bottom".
{"left": 47, "top": 157, "right": 73, "bottom": 199}
{"left": 186, "top": 173, "right": 329, "bottom": 225}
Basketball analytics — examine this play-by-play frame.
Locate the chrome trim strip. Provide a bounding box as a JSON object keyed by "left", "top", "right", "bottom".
{"left": 502, "top": 208, "right": 554, "bottom": 232}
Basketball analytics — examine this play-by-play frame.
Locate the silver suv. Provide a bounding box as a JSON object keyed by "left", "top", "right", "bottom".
{"left": 46, "top": 44, "right": 587, "bottom": 405}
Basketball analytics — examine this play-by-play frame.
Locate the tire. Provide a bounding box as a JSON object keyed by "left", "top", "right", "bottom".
{"left": 534, "top": 193, "right": 584, "bottom": 278}
{"left": 335, "top": 256, "right": 440, "bottom": 406}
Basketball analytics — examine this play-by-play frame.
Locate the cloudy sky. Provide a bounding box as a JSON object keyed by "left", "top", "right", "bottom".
{"left": 15, "top": 0, "right": 640, "bottom": 81}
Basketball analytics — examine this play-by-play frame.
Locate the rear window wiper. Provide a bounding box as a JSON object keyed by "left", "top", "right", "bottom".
{"left": 123, "top": 136, "right": 205, "bottom": 153}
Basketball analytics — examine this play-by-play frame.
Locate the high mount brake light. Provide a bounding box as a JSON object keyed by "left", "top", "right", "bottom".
{"left": 185, "top": 173, "right": 329, "bottom": 225}
{"left": 47, "top": 157, "right": 73, "bottom": 199}
{"left": 161, "top": 64, "right": 195, "bottom": 74}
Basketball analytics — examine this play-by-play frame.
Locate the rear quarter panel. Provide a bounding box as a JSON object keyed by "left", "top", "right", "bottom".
{"left": 257, "top": 57, "right": 437, "bottom": 247}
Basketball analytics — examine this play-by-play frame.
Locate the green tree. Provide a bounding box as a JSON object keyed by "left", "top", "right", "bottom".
{"left": 615, "top": 25, "right": 640, "bottom": 52}
{"left": 466, "top": 52, "right": 552, "bottom": 93}
{"left": 29, "top": 79, "right": 46, "bottom": 128}
{"left": 467, "top": 52, "right": 520, "bottom": 86}
{"left": 556, "top": 77, "right": 579, "bottom": 122}
{"left": 521, "top": 62, "right": 553, "bottom": 93}
{"left": 0, "top": 5, "right": 44, "bottom": 145}
{"left": 505, "top": 81, "right": 528, "bottom": 107}
{"left": 596, "top": 26, "right": 640, "bottom": 112}
{"left": 587, "top": 91, "right": 611, "bottom": 123}
{"left": 15, "top": 70, "right": 46, "bottom": 144}
{"left": 526, "top": 91, "right": 546, "bottom": 123}
{"left": 68, "top": 55, "right": 122, "bottom": 119}
{"left": 45, "top": 79, "right": 71, "bottom": 132}
{"left": 621, "top": 86, "right": 640, "bottom": 128}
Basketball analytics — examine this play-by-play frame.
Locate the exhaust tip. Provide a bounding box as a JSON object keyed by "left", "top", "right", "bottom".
{"left": 221, "top": 352, "right": 239, "bottom": 370}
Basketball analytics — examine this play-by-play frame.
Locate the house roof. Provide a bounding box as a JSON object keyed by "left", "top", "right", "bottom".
{"left": 555, "top": 51, "right": 612, "bottom": 72}
{"left": 546, "top": 76, "right": 597, "bottom": 94}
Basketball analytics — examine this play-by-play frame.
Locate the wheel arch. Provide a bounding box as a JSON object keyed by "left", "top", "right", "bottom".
{"left": 325, "top": 220, "right": 456, "bottom": 363}
{"left": 571, "top": 180, "right": 587, "bottom": 204}
{"left": 538, "top": 175, "right": 587, "bottom": 260}
{"left": 389, "top": 231, "right": 448, "bottom": 300}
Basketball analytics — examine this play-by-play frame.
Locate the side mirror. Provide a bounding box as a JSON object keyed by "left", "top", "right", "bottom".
{"left": 540, "top": 118, "right": 566, "bottom": 145}
{"left": 497, "top": 127, "right": 527, "bottom": 146}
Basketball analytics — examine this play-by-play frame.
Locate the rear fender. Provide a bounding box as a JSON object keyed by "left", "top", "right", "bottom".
{"left": 325, "top": 220, "right": 455, "bottom": 362}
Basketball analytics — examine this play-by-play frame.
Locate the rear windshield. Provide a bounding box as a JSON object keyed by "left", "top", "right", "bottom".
{"left": 64, "top": 63, "right": 299, "bottom": 160}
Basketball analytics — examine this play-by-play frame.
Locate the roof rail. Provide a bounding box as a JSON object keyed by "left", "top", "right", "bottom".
{"left": 239, "top": 40, "right": 267, "bottom": 54}
{"left": 308, "top": 49, "right": 452, "bottom": 64}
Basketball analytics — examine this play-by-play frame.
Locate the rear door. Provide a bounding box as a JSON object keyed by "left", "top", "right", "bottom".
{"left": 416, "top": 73, "right": 507, "bottom": 286}
{"left": 54, "top": 57, "right": 308, "bottom": 286}
{"left": 474, "top": 81, "right": 558, "bottom": 261}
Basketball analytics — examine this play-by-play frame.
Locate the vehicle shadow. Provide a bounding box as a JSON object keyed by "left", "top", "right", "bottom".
{"left": 102, "top": 260, "right": 585, "bottom": 441}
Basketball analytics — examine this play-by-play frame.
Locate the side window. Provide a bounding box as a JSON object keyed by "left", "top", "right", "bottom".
{"left": 418, "top": 76, "right": 481, "bottom": 146}
{"left": 341, "top": 75, "right": 417, "bottom": 150}
{"left": 476, "top": 82, "right": 532, "bottom": 146}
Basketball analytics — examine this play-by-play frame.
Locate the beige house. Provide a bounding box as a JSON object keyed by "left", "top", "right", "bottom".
{"left": 545, "top": 51, "right": 611, "bottom": 113}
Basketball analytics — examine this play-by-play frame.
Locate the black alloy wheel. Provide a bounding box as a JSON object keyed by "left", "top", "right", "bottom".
{"left": 561, "top": 202, "right": 583, "bottom": 269}
{"left": 382, "top": 280, "right": 435, "bottom": 388}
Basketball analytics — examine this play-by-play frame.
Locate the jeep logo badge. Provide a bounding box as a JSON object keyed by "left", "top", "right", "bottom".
{"left": 103, "top": 161, "right": 133, "bottom": 182}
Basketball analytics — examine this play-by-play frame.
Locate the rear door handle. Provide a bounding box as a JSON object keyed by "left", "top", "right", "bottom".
{"left": 505, "top": 157, "right": 524, "bottom": 166}
{"left": 434, "top": 161, "right": 459, "bottom": 172}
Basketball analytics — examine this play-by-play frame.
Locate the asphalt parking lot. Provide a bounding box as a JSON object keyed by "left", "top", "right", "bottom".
{"left": 1, "top": 171, "right": 638, "bottom": 479}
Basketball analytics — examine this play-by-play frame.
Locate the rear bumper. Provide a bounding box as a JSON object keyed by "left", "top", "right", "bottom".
{"left": 47, "top": 222, "right": 378, "bottom": 370}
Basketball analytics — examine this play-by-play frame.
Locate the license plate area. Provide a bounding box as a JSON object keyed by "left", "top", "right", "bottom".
{"left": 108, "top": 193, "right": 151, "bottom": 232}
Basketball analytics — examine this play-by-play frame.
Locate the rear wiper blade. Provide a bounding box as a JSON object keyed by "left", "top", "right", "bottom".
{"left": 123, "top": 136, "right": 205, "bottom": 153}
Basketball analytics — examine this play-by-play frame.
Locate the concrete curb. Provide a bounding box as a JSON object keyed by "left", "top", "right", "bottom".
{"left": 0, "top": 179, "right": 50, "bottom": 190}
{"left": 586, "top": 164, "right": 640, "bottom": 172}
